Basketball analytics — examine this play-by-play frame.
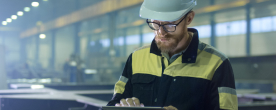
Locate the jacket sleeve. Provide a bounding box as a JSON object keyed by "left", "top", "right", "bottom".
{"left": 208, "top": 59, "right": 238, "bottom": 110}
{"left": 106, "top": 54, "right": 133, "bottom": 106}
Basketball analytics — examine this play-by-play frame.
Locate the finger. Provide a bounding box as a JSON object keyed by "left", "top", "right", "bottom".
{"left": 120, "top": 99, "right": 128, "bottom": 106}
{"left": 126, "top": 98, "right": 135, "bottom": 106}
{"left": 115, "top": 103, "right": 121, "bottom": 106}
{"left": 164, "top": 105, "right": 178, "bottom": 110}
{"left": 165, "top": 107, "right": 173, "bottom": 110}
{"left": 170, "top": 105, "right": 178, "bottom": 110}
{"left": 140, "top": 103, "right": 144, "bottom": 107}
{"left": 132, "top": 97, "right": 140, "bottom": 107}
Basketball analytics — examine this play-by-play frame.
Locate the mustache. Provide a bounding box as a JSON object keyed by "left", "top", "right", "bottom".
{"left": 156, "top": 33, "right": 173, "bottom": 39}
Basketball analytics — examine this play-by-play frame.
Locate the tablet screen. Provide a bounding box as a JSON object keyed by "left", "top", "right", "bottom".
{"left": 102, "top": 106, "right": 165, "bottom": 110}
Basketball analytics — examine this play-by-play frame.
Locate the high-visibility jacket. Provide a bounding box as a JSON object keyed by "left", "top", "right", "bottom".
{"left": 107, "top": 28, "right": 238, "bottom": 110}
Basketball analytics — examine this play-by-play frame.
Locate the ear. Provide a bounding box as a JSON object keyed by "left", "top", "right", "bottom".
{"left": 185, "top": 11, "right": 195, "bottom": 25}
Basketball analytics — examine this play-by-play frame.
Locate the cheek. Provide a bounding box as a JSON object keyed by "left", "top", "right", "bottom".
{"left": 175, "top": 26, "right": 184, "bottom": 33}
{"left": 174, "top": 27, "right": 186, "bottom": 36}
{"left": 154, "top": 31, "right": 158, "bottom": 35}
{"left": 154, "top": 31, "right": 160, "bottom": 38}
{"left": 154, "top": 31, "right": 162, "bottom": 38}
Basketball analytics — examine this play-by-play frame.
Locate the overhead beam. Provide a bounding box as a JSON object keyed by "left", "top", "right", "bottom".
{"left": 194, "top": 0, "right": 272, "bottom": 14}
{"left": 20, "top": 0, "right": 144, "bottom": 38}
{"left": 195, "top": 0, "right": 250, "bottom": 14}
{"left": 78, "top": 0, "right": 275, "bottom": 37}
{"left": 0, "top": 27, "right": 21, "bottom": 32}
{"left": 20, "top": 0, "right": 274, "bottom": 38}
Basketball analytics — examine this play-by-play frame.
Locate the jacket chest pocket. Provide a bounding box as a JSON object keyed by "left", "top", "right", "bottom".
{"left": 131, "top": 74, "right": 156, "bottom": 106}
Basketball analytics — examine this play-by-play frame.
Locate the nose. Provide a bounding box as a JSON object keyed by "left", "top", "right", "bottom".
{"left": 158, "top": 26, "right": 167, "bottom": 37}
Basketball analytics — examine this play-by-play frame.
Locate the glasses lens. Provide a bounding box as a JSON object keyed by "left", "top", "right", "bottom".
{"left": 148, "top": 23, "right": 159, "bottom": 30}
{"left": 164, "top": 25, "right": 176, "bottom": 32}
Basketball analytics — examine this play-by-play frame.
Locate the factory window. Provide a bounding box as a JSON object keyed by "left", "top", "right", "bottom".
{"left": 230, "top": 20, "right": 246, "bottom": 35}
{"left": 90, "top": 41, "right": 95, "bottom": 46}
{"left": 126, "top": 34, "right": 140, "bottom": 45}
{"left": 260, "top": 17, "right": 272, "bottom": 32}
{"left": 273, "top": 16, "right": 276, "bottom": 31}
{"left": 100, "top": 39, "right": 110, "bottom": 47}
{"left": 251, "top": 18, "right": 261, "bottom": 33}
{"left": 114, "top": 37, "right": 124, "bottom": 46}
{"left": 143, "top": 33, "right": 155, "bottom": 43}
{"left": 215, "top": 22, "right": 229, "bottom": 37}
{"left": 192, "top": 25, "right": 211, "bottom": 38}
{"left": 215, "top": 20, "right": 246, "bottom": 37}
{"left": 251, "top": 16, "right": 276, "bottom": 33}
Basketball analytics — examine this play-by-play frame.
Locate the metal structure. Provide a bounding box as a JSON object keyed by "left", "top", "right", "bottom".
{"left": 0, "top": 45, "right": 7, "bottom": 90}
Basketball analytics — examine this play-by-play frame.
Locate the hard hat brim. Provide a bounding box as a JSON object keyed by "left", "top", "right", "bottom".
{"left": 139, "top": 1, "right": 196, "bottom": 21}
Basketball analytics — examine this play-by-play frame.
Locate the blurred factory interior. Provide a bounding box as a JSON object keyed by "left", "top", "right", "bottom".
{"left": 0, "top": 0, "right": 276, "bottom": 109}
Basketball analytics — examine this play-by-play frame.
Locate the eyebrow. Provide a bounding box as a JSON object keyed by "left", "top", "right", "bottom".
{"left": 152, "top": 20, "right": 176, "bottom": 24}
{"left": 170, "top": 21, "right": 177, "bottom": 24}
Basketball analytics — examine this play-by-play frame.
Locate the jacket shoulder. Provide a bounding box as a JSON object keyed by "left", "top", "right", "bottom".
{"left": 133, "top": 44, "right": 151, "bottom": 53}
{"left": 198, "top": 41, "right": 228, "bottom": 61}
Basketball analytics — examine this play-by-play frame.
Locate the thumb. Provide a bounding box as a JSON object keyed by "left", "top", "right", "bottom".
{"left": 164, "top": 105, "right": 178, "bottom": 110}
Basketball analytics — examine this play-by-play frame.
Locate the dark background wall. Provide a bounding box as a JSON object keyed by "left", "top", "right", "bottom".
{"left": 230, "top": 55, "right": 276, "bottom": 80}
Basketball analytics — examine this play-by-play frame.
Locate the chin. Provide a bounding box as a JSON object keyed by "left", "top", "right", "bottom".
{"left": 157, "top": 42, "right": 176, "bottom": 53}
{"left": 155, "top": 37, "right": 178, "bottom": 53}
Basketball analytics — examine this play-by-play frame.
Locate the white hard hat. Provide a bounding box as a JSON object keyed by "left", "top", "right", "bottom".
{"left": 139, "top": 0, "right": 197, "bottom": 21}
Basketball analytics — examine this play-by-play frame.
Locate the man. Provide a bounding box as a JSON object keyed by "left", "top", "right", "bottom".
{"left": 107, "top": 0, "right": 238, "bottom": 110}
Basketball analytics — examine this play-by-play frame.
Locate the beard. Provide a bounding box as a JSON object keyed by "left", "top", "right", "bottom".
{"left": 155, "top": 34, "right": 183, "bottom": 53}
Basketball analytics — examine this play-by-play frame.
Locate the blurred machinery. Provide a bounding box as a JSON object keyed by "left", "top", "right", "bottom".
{"left": 63, "top": 54, "right": 86, "bottom": 83}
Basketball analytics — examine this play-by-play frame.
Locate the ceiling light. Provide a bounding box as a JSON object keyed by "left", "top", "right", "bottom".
{"left": 32, "top": 2, "right": 39, "bottom": 7}
{"left": 6, "top": 18, "right": 12, "bottom": 23}
{"left": 2, "top": 21, "right": 7, "bottom": 25}
{"left": 11, "top": 15, "right": 17, "bottom": 20}
{"left": 24, "top": 7, "right": 30, "bottom": 12}
{"left": 39, "top": 34, "right": 46, "bottom": 39}
{"left": 17, "top": 11, "right": 24, "bottom": 16}
{"left": 43, "top": 0, "right": 48, "bottom": 1}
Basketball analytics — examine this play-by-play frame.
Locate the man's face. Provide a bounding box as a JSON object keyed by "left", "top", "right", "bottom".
{"left": 153, "top": 16, "right": 187, "bottom": 53}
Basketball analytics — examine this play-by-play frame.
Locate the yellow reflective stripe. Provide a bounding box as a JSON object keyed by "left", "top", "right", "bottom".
{"left": 132, "top": 48, "right": 162, "bottom": 76}
{"left": 114, "top": 81, "right": 126, "bottom": 94}
{"left": 219, "top": 93, "right": 238, "bottom": 110}
{"left": 164, "top": 49, "right": 223, "bottom": 80}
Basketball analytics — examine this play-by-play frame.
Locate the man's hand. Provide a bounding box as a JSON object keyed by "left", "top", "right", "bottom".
{"left": 164, "top": 105, "right": 178, "bottom": 110}
{"left": 115, "top": 97, "right": 144, "bottom": 107}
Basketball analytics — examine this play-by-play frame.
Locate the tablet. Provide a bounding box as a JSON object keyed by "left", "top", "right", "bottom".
{"left": 102, "top": 106, "right": 165, "bottom": 110}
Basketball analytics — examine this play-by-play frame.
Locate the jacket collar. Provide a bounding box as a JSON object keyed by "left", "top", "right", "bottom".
{"left": 150, "top": 28, "right": 199, "bottom": 63}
